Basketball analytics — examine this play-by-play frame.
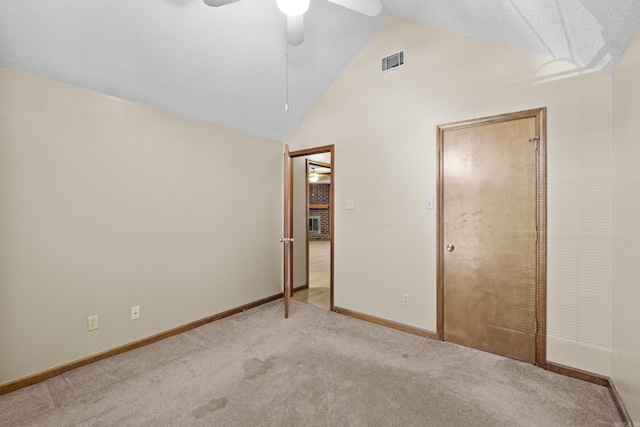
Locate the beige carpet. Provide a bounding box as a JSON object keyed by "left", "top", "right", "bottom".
{"left": 0, "top": 300, "right": 622, "bottom": 426}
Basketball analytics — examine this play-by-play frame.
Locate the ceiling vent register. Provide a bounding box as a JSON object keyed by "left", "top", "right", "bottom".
{"left": 381, "top": 50, "right": 405, "bottom": 72}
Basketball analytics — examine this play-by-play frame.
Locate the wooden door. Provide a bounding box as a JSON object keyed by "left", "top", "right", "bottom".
{"left": 438, "top": 109, "right": 546, "bottom": 364}
{"left": 284, "top": 145, "right": 336, "bottom": 316}
{"left": 283, "top": 145, "right": 293, "bottom": 318}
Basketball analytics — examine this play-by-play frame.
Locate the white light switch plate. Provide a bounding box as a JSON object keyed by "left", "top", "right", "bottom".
{"left": 426, "top": 197, "right": 434, "bottom": 210}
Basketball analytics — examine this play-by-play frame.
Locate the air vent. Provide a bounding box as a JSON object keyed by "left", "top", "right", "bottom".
{"left": 381, "top": 50, "right": 405, "bottom": 73}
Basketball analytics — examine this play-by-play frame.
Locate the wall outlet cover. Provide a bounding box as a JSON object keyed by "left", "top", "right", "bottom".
{"left": 88, "top": 315, "right": 99, "bottom": 331}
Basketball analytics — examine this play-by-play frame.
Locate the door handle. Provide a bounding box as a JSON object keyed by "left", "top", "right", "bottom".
{"left": 446, "top": 244, "right": 455, "bottom": 252}
{"left": 280, "top": 238, "right": 294, "bottom": 243}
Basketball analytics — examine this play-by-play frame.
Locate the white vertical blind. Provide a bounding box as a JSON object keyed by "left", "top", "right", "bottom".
{"left": 547, "top": 85, "right": 612, "bottom": 352}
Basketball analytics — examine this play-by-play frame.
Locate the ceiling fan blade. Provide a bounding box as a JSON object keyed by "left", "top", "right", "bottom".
{"left": 202, "top": 0, "right": 243, "bottom": 7}
{"left": 325, "top": 0, "right": 383, "bottom": 16}
{"left": 287, "top": 14, "right": 304, "bottom": 46}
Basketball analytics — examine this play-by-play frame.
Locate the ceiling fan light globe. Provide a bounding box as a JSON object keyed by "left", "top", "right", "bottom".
{"left": 276, "top": 0, "right": 310, "bottom": 16}
{"left": 309, "top": 168, "right": 319, "bottom": 182}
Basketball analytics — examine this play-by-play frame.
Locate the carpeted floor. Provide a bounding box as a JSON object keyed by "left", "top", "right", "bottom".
{"left": 0, "top": 300, "right": 622, "bottom": 426}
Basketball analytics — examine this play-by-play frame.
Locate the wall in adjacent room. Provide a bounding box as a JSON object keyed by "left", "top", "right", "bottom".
{"left": 612, "top": 26, "right": 640, "bottom": 424}
{"left": 309, "top": 183, "right": 331, "bottom": 241}
{"left": 292, "top": 156, "right": 308, "bottom": 289}
{"left": 0, "top": 67, "right": 283, "bottom": 385}
{"left": 286, "top": 17, "right": 613, "bottom": 375}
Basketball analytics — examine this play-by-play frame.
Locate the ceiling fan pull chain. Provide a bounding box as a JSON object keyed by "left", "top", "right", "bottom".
{"left": 285, "top": 38, "right": 290, "bottom": 112}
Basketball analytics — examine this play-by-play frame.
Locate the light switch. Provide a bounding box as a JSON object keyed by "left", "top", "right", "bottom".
{"left": 345, "top": 199, "right": 354, "bottom": 210}
{"left": 426, "top": 197, "right": 434, "bottom": 210}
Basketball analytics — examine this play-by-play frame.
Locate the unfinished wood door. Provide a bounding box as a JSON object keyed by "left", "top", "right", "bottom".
{"left": 438, "top": 111, "right": 544, "bottom": 363}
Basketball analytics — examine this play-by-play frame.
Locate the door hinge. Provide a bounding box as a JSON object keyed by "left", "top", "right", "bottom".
{"left": 535, "top": 319, "right": 538, "bottom": 334}
{"left": 529, "top": 136, "right": 540, "bottom": 150}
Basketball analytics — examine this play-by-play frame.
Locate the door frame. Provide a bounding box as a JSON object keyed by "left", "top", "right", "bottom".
{"left": 436, "top": 108, "right": 547, "bottom": 367}
{"left": 306, "top": 159, "right": 332, "bottom": 295}
{"left": 285, "top": 145, "right": 335, "bottom": 311}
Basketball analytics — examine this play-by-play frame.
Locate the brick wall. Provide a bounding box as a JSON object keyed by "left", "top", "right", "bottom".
{"left": 309, "top": 183, "right": 330, "bottom": 241}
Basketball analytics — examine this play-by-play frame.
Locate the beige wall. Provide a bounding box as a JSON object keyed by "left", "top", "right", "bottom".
{"left": 286, "top": 17, "right": 613, "bottom": 375}
{"left": 0, "top": 67, "right": 283, "bottom": 385}
{"left": 612, "top": 27, "right": 640, "bottom": 423}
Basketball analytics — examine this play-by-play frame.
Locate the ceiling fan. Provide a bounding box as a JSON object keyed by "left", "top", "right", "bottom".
{"left": 203, "top": 0, "right": 384, "bottom": 46}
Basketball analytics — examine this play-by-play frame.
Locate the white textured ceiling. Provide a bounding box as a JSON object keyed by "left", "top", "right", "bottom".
{"left": 387, "top": 0, "right": 640, "bottom": 72}
{"left": 1, "top": 0, "right": 639, "bottom": 141}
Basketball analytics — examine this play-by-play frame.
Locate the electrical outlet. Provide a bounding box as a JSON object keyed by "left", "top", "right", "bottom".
{"left": 131, "top": 305, "right": 140, "bottom": 320}
{"left": 88, "top": 315, "right": 99, "bottom": 331}
{"left": 402, "top": 294, "right": 410, "bottom": 305}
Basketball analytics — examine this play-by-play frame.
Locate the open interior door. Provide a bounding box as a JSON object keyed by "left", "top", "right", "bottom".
{"left": 282, "top": 145, "right": 293, "bottom": 318}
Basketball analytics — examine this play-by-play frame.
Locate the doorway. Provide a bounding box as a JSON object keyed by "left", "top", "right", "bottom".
{"left": 293, "top": 159, "right": 331, "bottom": 309}
{"left": 284, "top": 145, "right": 334, "bottom": 315}
{"left": 436, "top": 108, "right": 547, "bottom": 365}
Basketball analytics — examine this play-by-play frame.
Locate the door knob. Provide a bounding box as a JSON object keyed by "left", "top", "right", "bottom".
{"left": 280, "top": 238, "right": 294, "bottom": 243}
{"left": 446, "top": 244, "right": 455, "bottom": 252}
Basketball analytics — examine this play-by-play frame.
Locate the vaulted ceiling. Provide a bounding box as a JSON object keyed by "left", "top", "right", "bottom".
{"left": 2, "top": 0, "right": 639, "bottom": 141}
